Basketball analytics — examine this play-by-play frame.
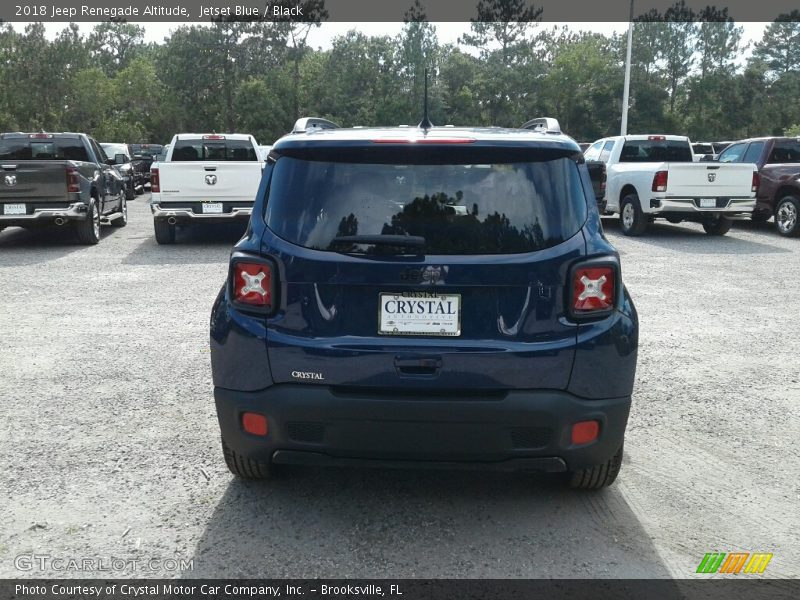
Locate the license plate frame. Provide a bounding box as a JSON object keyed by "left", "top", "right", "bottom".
{"left": 378, "top": 293, "right": 461, "bottom": 337}
{"left": 202, "top": 202, "right": 223, "bottom": 214}
{"left": 3, "top": 203, "right": 26, "bottom": 215}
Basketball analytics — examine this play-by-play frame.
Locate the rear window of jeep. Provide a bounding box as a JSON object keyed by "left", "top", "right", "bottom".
{"left": 265, "top": 156, "right": 587, "bottom": 255}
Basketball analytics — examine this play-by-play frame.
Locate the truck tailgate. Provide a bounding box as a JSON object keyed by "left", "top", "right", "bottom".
{"left": 158, "top": 163, "right": 261, "bottom": 203}
{"left": 667, "top": 163, "right": 754, "bottom": 198}
{"left": 0, "top": 161, "right": 70, "bottom": 203}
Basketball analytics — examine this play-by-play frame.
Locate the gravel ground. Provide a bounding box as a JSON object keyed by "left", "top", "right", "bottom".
{"left": 0, "top": 196, "right": 798, "bottom": 580}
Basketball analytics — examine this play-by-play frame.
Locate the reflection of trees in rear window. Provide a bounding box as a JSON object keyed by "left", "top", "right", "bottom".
{"left": 266, "top": 158, "right": 586, "bottom": 255}
{"left": 172, "top": 140, "right": 257, "bottom": 161}
{"left": 328, "top": 193, "right": 546, "bottom": 255}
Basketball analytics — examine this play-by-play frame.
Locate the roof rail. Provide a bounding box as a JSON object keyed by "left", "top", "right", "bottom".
{"left": 292, "top": 117, "right": 340, "bottom": 134}
{"left": 519, "top": 118, "right": 562, "bottom": 134}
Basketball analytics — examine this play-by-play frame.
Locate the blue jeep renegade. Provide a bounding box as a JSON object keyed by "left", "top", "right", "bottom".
{"left": 210, "top": 117, "right": 638, "bottom": 489}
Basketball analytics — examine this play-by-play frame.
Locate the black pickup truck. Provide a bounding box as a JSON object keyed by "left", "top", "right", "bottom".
{"left": 576, "top": 140, "right": 608, "bottom": 213}
{"left": 585, "top": 160, "right": 607, "bottom": 213}
{"left": 129, "top": 143, "right": 164, "bottom": 186}
{"left": 0, "top": 132, "right": 128, "bottom": 244}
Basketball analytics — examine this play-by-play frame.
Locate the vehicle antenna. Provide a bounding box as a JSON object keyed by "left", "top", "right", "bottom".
{"left": 418, "top": 68, "right": 433, "bottom": 131}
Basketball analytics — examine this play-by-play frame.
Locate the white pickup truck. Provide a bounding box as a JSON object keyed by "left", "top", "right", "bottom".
{"left": 149, "top": 133, "right": 262, "bottom": 244}
{"left": 585, "top": 135, "right": 758, "bottom": 236}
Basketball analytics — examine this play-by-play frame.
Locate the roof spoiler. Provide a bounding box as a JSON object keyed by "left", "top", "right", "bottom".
{"left": 519, "top": 118, "right": 562, "bottom": 134}
{"left": 292, "top": 117, "right": 340, "bottom": 134}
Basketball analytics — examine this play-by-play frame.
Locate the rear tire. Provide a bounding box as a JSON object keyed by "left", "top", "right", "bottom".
{"left": 125, "top": 181, "right": 135, "bottom": 201}
{"left": 74, "top": 198, "right": 101, "bottom": 245}
{"left": 568, "top": 444, "right": 623, "bottom": 490}
{"left": 702, "top": 215, "right": 732, "bottom": 236}
{"left": 154, "top": 219, "right": 175, "bottom": 244}
{"left": 619, "top": 194, "right": 647, "bottom": 236}
{"left": 112, "top": 197, "right": 128, "bottom": 227}
{"left": 774, "top": 195, "right": 800, "bottom": 237}
{"left": 222, "top": 438, "right": 272, "bottom": 479}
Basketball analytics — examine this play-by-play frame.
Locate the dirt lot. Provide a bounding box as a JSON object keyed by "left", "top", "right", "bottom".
{"left": 0, "top": 196, "right": 798, "bottom": 579}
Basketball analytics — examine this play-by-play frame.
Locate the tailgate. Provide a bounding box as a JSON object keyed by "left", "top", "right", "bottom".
{"left": 158, "top": 163, "right": 261, "bottom": 203}
{"left": 666, "top": 163, "right": 754, "bottom": 198}
{"left": 0, "top": 161, "right": 69, "bottom": 203}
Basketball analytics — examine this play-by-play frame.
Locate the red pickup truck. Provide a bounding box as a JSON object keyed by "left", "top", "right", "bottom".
{"left": 717, "top": 137, "right": 800, "bottom": 237}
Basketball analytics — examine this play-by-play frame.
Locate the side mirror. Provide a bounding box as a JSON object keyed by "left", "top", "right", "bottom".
{"left": 115, "top": 153, "right": 128, "bottom": 165}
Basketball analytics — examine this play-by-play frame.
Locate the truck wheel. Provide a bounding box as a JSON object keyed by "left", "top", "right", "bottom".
{"left": 775, "top": 195, "right": 800, "bottom": 237}
{"left": 154, "top": 219, "right": 176, "bottom": 245}
{"left": 568, "top": 444, "right": 623, "bottom": 490}
{"left": 112, "top": 197, "right": 128, "bottom": 227}
{"left": 702, "top": 215, "right": 732, "bottom": 236}
{"left": 74, "top": 198, "right": 101, "bottom": 245}
{"left": 665, "top": 215, "right": 683, "bottom": 224}
{"left": 221, "top": 438, "right": 272, "bottom": 479}
{"left": 619, "top": 194, "right": 647, "bottom": 236}
{"left": 751, "top": 209, "right": 770, "bottom": 224}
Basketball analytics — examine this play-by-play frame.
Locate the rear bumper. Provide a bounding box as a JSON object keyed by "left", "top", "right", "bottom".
{"left": 151, "top": 202, "right": 252, "bottom": 224}
{"left": 647, "top": 197, "right": 755, "bottom": 214}
{"left": 0, "top": 201, "right": 88, "bottom": 223}
{"left": 214, "top": 385, "right": 631, "bottom": 472}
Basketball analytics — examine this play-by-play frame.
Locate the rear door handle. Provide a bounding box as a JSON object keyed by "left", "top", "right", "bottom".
{"left": 394, "top": 356, "right": 442, "bottom": 378}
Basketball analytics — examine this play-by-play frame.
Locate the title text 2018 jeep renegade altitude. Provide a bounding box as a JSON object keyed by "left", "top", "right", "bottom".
{"left": 210, "top": 117, "right": 639, "bottom": 489}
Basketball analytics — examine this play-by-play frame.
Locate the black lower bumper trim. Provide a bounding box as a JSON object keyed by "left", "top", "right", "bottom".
{"left": 272, "top": 450, "right": 567, "bottom": 473}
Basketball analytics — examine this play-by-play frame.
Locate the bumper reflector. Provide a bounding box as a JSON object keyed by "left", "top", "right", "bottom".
{"left": 571, "top": 420, "right": 600, "bottom": 445}
{"left": 242, "top": 412, "right": 269, "bottom": 436}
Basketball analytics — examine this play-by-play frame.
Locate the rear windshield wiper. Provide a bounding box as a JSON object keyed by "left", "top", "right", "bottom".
{"left": 331, "top": 235, "right": 426, "bottom": 248}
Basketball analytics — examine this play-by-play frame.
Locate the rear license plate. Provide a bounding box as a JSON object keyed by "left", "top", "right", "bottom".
{"left": 699, "top": 198, "right": 716, "bottom": 208}
{"left": 202, "top": 202, "right": 223, "bottom": 214}
{"left": 3, "top": 203, "right": 26, "bottom": 215}
{"left": 379, "top": 293, "right": 461, "bottom": 337}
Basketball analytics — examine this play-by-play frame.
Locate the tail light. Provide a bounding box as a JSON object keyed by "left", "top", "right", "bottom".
{"left": 752, "top": 171, "right": 759, "bottom": 193}
{"left": 231, "top": 259, "right": 275, "bottom": 311}
{"left": 66, "top": 167, "right": 80, "bottom": 193}
{"left": 571, "top": 263, "right": 617, "bottom": 316}
{"left": 652, "top": 170, "right": 668, "bottom": 192}
{"left": 150, "top": 167, "right": 160, "bottom": 193}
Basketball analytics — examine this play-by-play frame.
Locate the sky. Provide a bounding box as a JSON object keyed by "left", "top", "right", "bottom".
{"left": 15, "top": 21, "right": 769, "bottom": 56}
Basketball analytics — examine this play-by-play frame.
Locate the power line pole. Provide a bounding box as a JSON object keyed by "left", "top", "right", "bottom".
{"left": 621, "top": 0, "right": 634, "bottom": 135}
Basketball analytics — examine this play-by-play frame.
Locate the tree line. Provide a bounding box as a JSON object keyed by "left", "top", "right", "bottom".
{"left": 1, "top": 0, "right": 799, "bottom": 146}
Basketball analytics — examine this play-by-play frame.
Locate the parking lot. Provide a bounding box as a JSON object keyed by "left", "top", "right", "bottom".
{"left": 0, "top": 194, "right": 798, "bottom": 579}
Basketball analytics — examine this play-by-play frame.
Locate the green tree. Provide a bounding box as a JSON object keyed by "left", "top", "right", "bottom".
{"left": 751, "top": 11, "right": 800, "bottom": 78}
{"left": 459, "top": 0, "right": 543, "bottom": 125}
{"left": 399, "top": 1, "right": 441, "bottom": 122}
{"left": 89, "top": 22, "right": 145, "bottom": 76}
